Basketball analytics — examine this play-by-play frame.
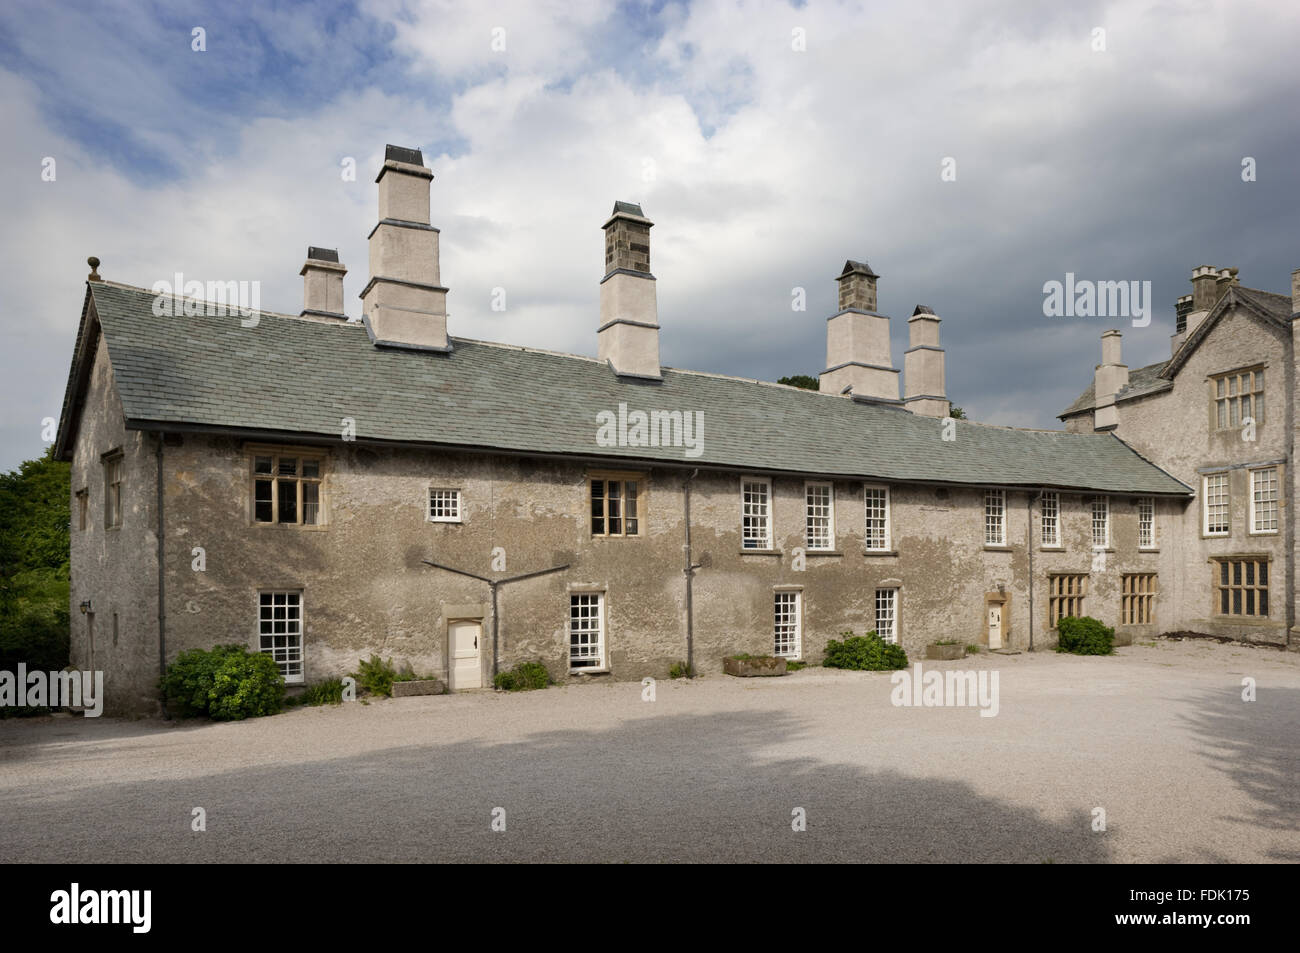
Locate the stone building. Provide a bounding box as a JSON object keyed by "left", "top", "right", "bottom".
{"left": 59, "top": 144, "right": 1291, "bottom": 716}
{"left": 1060, "top": 265, "right": 1300, "bottom": 647}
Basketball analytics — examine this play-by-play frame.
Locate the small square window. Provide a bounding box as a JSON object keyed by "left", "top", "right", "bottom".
{"left": 429, "top": 488, "right": 462, "bottom": 522}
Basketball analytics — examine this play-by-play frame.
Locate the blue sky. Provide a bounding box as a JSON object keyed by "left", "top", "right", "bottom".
{"left": 1, "top": 0, "right": 1298, "bottom": 471}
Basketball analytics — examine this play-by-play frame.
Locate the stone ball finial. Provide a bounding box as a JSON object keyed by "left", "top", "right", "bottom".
{"left": 87, "top": 256, "right": 102, "bottom": 281}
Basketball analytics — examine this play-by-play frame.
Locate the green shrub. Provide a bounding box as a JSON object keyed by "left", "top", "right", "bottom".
{"left": 160, "top": 644, "right": 285, "bottom": 720}
{"left": 965, "top": 644, "right": 982, "bottom": 655}
{"left": 393, "top": 671, "right": 439, "bottom": 683}
{"left": 297, "top": 678, "right": 346, "bottom": 706}
{"left": 822, "top": 631, "right": 908, "bottom": 671}
{"left": 352, "top": 655, "right": 397, "bottom": 697}
{"left": 1055, "top": 616, "right": 1115, "bottom": 655}
{"left": 668, "top": 660, "right": 694, "bottom": 679}
{"left": 785, "top": 660, "right": 807, "bottom": 671}
{"left": 494, "top": 661, "right": 550, "bottom": 692}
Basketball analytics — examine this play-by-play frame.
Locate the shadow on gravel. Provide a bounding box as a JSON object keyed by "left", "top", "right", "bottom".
{"left": 1183, "top": 685, "right": 1300, "bottom": 862}
{"left": 0, "top": 707, "right": 1107, "bottom": 863}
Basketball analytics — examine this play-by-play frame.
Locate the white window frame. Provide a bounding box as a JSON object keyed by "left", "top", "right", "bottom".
{"left": 984, "top": 489, "right": 1006, "bottom": 546}
{"left": 804, "top": 481, "right": 834, "bottom": 551}
{"left": 1040, "top": 491, "right": 1060, "bottom": 548}
{"left": 875, "top": 588, "right": 899, "bottom": 644}
{"left": 428, "top": 487, "right": 462, "bottom": 523}
{"left": 742, "top": 477, "right": 773, "bottom": 550}
{"left": 1203, "top": 473, "right": 1229, "bottom": 536}
{"left": 773, "top": 589, "right": 801, "bottom": 659}
{"left": 1249, "top": 467, "right": 1279, "bottom": 535}
{"left": 1091, "top": 495, "right": 1110, "bottom": 549}
{"left": 1137, "top": 497, "right": 1156, "bottom": 549}
{"left": 568, "top": 592, "right": 606, "bottom": 671}
{"left": 258, "top": 591, "right": 304, "bottom": 684}
{"left": 864, "top": 483, "right": 892, "bottom": 551}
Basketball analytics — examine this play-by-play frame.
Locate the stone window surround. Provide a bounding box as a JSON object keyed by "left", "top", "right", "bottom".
{"left": 1247, "top": 465, "right": 1281, "bottom": 536}
{"left": 245, "top": 443, "right": 328, "bottom": 530}
{"left": 101, "top": 448, "right": 123, "bottom": 530}
{"left": 1209, "top": 363, "right": 1265, "bottom": 432}
{"left": 1211, "top": 554, "right": 1270, "bottom": 621}
{"left": 589, "top": 469, "right": 645, "bottom": 538}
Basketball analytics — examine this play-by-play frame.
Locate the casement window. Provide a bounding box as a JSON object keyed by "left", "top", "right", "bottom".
{"left": 258, "top": 591, "right": 304, "bottom": 684}
{"left": 252, "top": 452, "right": 323, "bottom": 525}
{"left": 984, "top": 489, "right": 1006, "bottom": 546}
{"left": 773, "top": 590, "right": 801, "bottom": 659}
{"left": 1040, "top": 491, "right": 1060, "bottom": 547}
{"left": 1138, "top": 497, "right": 1156, "bottom": 549}
{"left": 1215, "top": 558, "right": 1269, "bottom": 618}
{"left": 1249, "top": 468, "right": 1279, "bottom": 534}
{"left": 804, "top": 482, "right": 834, "bottom": 551}
{"left": 742, "top": 478, "right": 773, "bottom": 550}
{"left": 1122, "top": 573, "right": 1157, "bottom": 625}
{"left": 569, "top": 593, "right": 606, "bottom": 670}
{"left": 103, "top": 452, "right": 123, "bottom": 529}
{"left": 864, "top": 484, "right": 891, "bottom": 551}
{"left": 1049, "top": 574, "right": 1087, "bottom": 628}
{"left": 1202, "top": 473, "right": 1229, "bottom": 536}
{"left": 875, "top": 588, "right": 899, "bottom": 644}
{"left": 1213, "top": 367, "right": 1263, "bottom": 430}
{"left": 591, "top": 474, "right": 641, "bottom": 537}
{"left": 428, "top": 488, "right": 462, "bottom": 523}
{"left": 76, "top": 488, "right": 88, "bottom": 531}
{"left": 1091, "top": 496, "right": 1110, "bottom": 549}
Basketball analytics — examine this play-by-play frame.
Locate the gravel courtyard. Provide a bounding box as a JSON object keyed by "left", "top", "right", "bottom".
{"left": 2, "top": 639, "right": 1297, "bottom": 863}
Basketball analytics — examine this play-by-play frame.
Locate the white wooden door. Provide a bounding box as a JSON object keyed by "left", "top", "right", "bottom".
{"left": 988, "top": 605, "right": 1003, "bottom": 650}
{"left": 449, "top": 620, "right": 482, "bottom": 691}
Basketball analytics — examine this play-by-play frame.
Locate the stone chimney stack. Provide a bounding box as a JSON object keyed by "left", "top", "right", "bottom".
{"left": 1184, "top": 265, "right": 1237, "bottom": 342}
{"left": 598, "top": 201, "right": 661, "bottom": 379}
{"left": 300, "top": 247, "right": 347, "bottom": 320}
{"left": 360, "top": 145, "right": 450, "bottom": 351}
{"left": 1093, "top": 329, "right": 1129, "bottom": 430}
{"left": 818, "top": 261, "right": 899, "bottom": 402}
{"left": 902, "top": 306, "right": 948, "bottom": 417}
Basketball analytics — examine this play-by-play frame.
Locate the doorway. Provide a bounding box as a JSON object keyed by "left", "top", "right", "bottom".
{"left": 448, "top": 619, "right": 483, "bottom": 691}
{"left": 987, "top": 604, "right": 1003, "bottom": 649}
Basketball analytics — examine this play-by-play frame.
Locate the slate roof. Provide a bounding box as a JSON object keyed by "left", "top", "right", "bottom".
{"left": 1060, "top": 285, "right": 1294, "bottom": 419}
{"left": 58, "top": 281, "right": 1191, "bottom": 496}
{"left": 1059, "top": 360, "right": 1172, "bottom": 418}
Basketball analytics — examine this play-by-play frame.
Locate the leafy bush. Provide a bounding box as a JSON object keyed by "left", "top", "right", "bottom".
{"left": 352, "top": 655, "right": 397, "bottom": 697}
{"left": 1055, "top": 616, "right": 1115, "bottom": 655}
{"left": 668, "top": 660, "right": 694, "bottom": 679}
{"left": 823, "top": 631, "right": 908, "bottom": 671}
{"left": 160, "top": 644, "right": 284, "bottom": 720}
{"left": 494, "top": 661, "right": 550, "bottom": 692}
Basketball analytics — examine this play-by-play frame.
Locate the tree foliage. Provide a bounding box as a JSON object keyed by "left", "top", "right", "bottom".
{"left": 0, "top": 448, "right": 72, "bottom": 682}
